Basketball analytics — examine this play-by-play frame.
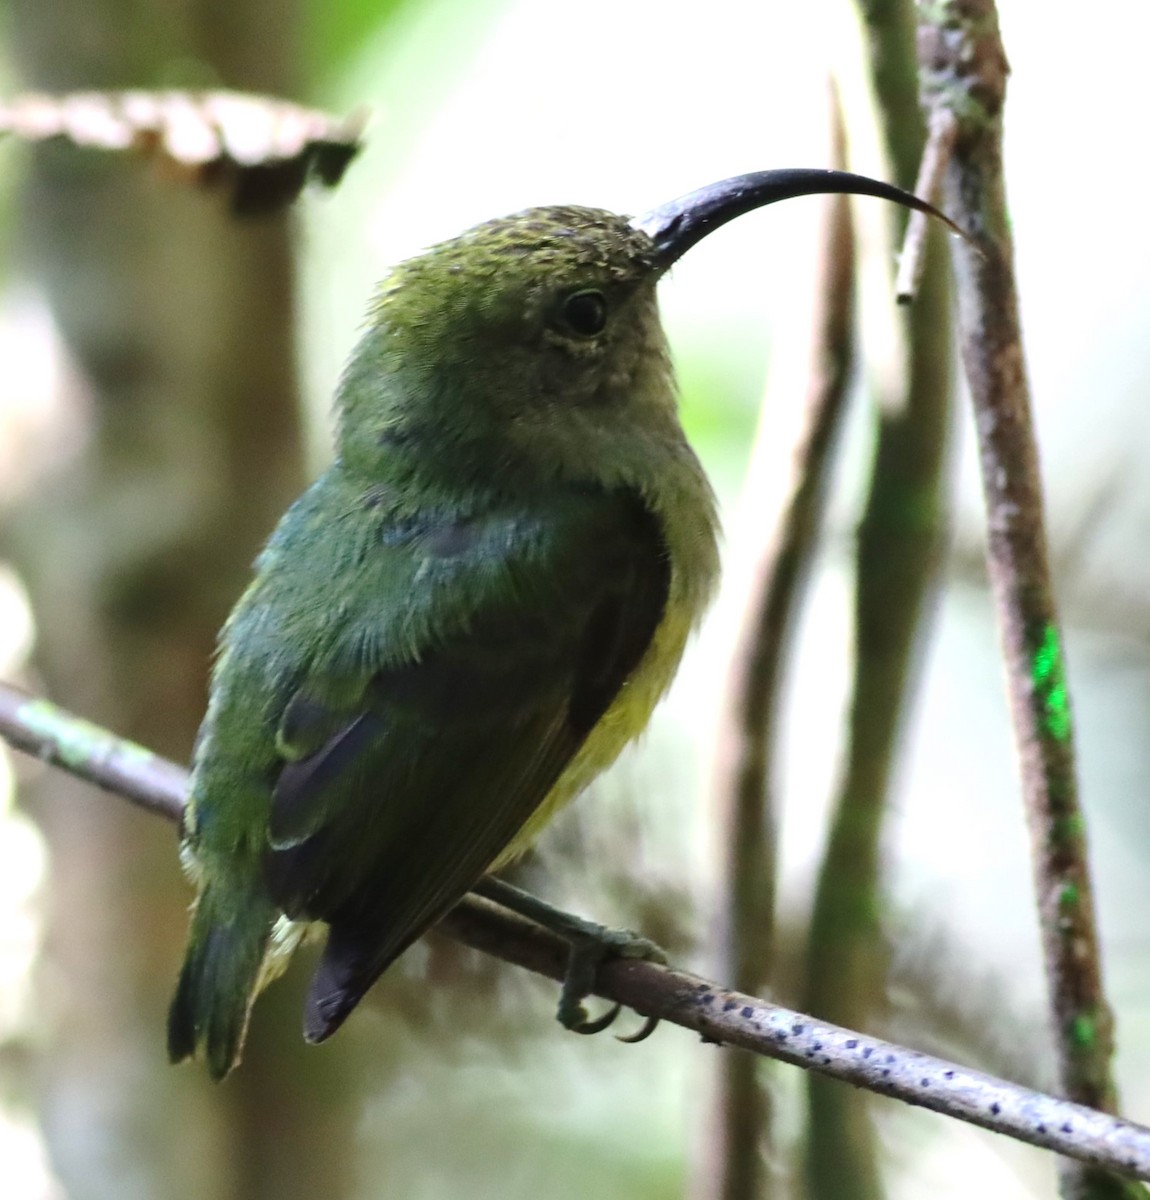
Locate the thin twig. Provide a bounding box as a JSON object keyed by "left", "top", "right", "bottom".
{"left": 700, "top": 95, "right": 857, "bottom": 1200}
{"left": 448, "top": 895, "right": 1150, "bottom": 1183}
{"left": 895, "top": 108, "right": 959, "bottom": 303}
{"left": 918, "top": 3, "right": 1140, "bottom": 1198}
{"left": 0, "top": 682, "right": 187, "bottom": 821}
{"left": 3, "top": 685, "right": 1150, "bottom": 1181}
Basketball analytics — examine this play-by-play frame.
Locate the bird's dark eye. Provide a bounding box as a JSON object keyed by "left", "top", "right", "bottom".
{"left": 560, "top": 289, "right": 608, "bottom": 337}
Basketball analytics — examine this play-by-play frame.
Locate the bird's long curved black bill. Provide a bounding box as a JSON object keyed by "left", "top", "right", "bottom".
{"left": 633, "top": 168, "right": 963, "bottom": 270}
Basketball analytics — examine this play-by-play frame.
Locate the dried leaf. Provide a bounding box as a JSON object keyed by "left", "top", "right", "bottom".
{"left": 0, "top": 89, "right": 368, "bottom": 215}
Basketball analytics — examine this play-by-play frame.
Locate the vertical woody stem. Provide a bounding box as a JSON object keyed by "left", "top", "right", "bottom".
{"left": 917, "top": 3, "right": 1140, "bottom": 1196}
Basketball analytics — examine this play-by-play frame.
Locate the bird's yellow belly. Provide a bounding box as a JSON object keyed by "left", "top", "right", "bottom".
{"left": 491, "top": 590, "right": 698, "bottom": 867}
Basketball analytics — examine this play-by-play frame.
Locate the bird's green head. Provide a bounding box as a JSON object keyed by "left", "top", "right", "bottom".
{"left": 378, "top": 206, "right": 657, "bottom": 344}
{"left": 336, "top": 170, "right": 958, "bottom": 485}
{"left": 336, "top": 204, "right": 684, "bottom": 485}
{"left": 373, "top": 205, "right": 667, "bottom": 403}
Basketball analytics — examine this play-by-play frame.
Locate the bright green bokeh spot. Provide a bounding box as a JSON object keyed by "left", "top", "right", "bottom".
{"left": 1071, "top": 1013, "right": 1097, "bottom": 1049}
{"left": 1032, "top": 625, "right": 1071, "bottom": 741}
{"left": 1059, "top": 882, "right": 1079, "bottom": 910}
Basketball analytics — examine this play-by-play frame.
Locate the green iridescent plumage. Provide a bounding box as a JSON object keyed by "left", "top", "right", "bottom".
{"left": 169, "top": 171, "right": 953, "bottom": 1079}
{"left": 170, "top": 206, "right": 719, "bottom": 1079}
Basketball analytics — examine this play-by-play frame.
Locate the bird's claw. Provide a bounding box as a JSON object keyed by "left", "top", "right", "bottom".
{"left": 615, "top": 1013, "right": 660, "bottom": 1044}
{"left": 568, "top": 1001, "right": 623, "bottom": 1035}
{"left": 564, "top": 1002, "right": 660, "bottom": 1041}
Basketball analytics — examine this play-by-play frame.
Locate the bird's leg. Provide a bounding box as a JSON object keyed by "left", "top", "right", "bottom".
{"left": 475, "top": 877, "right": 663, "bottom": 1042}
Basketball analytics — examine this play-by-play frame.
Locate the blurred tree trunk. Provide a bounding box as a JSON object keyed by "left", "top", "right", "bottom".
{"left": 5, "top": 2, "right": 364, "bottom": 1197}
{"left": 801, "top": 2, "right": 953, "bottom": 1197}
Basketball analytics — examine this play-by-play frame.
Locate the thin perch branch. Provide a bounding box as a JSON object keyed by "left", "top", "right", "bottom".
{"left": 0, "top": 682, "right": 187, "bottom": 821}
{"left": 449, "top": 894, "right": 1150, "bottom": 1183}
{"left": 3, "top": 681, "right": 1150, "bottom": 1182}
{"left": 918, "top": 2, "right": 1139, "bottom": 1197}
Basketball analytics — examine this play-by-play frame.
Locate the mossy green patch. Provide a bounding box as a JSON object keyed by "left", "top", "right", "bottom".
{"left": 1032, "top": 625, "right": 1071, "bottom": 741}
{"left": 1052, "top": 813, "right": 1086, "bottom": 843}
{"left": 1071, "top": 1012, "right": 1097, "bottom": 1049}
{"left": 17, "top": 698, "right": 154, "bottom": 773}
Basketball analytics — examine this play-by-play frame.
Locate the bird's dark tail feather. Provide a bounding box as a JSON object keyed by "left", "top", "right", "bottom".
{"left": 304, "top": 922, "right": 411, "bottom": 1044}
{"left": 168, "top": 883, "right": 276, "bottom": 1080}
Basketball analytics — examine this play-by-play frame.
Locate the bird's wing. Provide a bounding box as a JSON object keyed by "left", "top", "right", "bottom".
{"left": 259, "top": 484, "right": 670, "bottom": 1040}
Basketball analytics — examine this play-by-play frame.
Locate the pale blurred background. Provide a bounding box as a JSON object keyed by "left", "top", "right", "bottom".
{"left": 1, "top": 1, "right": 1149, "bottom": 1197}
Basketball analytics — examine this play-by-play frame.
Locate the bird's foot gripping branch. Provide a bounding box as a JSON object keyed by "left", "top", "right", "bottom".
{"left": 477, "top": 876, "right": 664, "bottom": 1040}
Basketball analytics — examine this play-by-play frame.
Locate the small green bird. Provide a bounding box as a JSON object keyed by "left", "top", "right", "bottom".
{"left": 169, "top": 169, "right": 952, "bottom": 1078}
